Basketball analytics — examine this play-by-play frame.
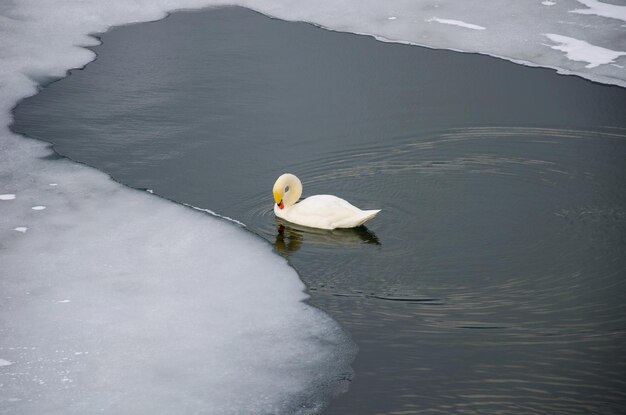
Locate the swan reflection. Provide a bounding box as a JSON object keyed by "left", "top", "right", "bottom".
{"left": 273, "top": 219, "right": 380, "bottom": 256}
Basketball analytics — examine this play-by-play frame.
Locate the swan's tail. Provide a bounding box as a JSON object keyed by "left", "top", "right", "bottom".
{"left": 337, "top": 209, "right": 381, "bottom": 228}
{"left": 359, "top": 209, "right": 381, "bottom": 225}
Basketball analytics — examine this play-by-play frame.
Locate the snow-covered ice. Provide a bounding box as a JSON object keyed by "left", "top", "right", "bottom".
{"left": 1, "top": 166, "right": 354, "bottom": 413}
{"left": 572, "top": 0, "right": 626, "bottom": 23}
{"left": 0, "top": 1, "right": 355, "bottom": 413}
{"left": 235, "top": 0, "right": 626, "bottom": 86}
{"left": 545, "top": 33, "right": 626, "bottom": 68}
{"left": 174, "top": 0, "right": 626, "bottom": 87}
{"left": 427, "top": 17, "right": 486, "bottom": 31}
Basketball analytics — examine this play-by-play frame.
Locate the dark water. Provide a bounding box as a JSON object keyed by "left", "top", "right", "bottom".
{"left": 12, "top": 7, "right": 626, "bottom": 414}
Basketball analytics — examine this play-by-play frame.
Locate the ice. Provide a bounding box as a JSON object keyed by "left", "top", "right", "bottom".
{"left": 1, "top": 164, "right": 354, "bottom": 414}
{"left": 0, "top": 194, "right": 16, "bottom": 200}
{"left": 30, "top": 206, "right": 46, "bottom": 210}
{"left": 0, "top": 1, "right": 354, "bottom": 413}
{"left": 1, "top": 165, "right": 354, "bottom": 413}
{"left": 427, "top": 17, "right": 486, "bottom": 31}
{"left": 545, "top": 33, "right": 626, "bottom": 68}
{"left": 186, "top": 203, "right": 247, "bottom": 227}
{"left": 572, "top": 0, "right": 626, "bottom": 23}
{"left": 228, "top": 0, "right": 626, "bottom": 87}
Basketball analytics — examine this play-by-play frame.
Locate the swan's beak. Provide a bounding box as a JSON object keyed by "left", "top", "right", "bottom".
{"left": 274, "top": 191, "right": 284, "bottom": 209}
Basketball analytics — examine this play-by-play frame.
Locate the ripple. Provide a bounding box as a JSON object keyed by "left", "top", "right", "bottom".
{"left": 286, "top": 127, "right": 626, "bottom": 183}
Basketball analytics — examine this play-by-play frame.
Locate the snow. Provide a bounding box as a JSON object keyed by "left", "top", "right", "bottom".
{"left": 427, "top": 17, "right": 486, "bottom": 30}
{"left": 0, "top": 359, "right": 14, "bottom": 367}
{"left": 571, "top": 0, "right": 626, "bottom": 23}
{"left": 218, "top": 0, "right": 626, "bottom": 86}
{"left": 0, "top": 1, "right": 354, "bottom": 413}
{"left": 545, "top": 33, "right": 626, "bottom": 68}
{"left": 186, "top": 203, "right": 247, "bottom": 227}
{"left": 1, "top": 166, "right": 354, "bottom": 414}
{"left": 0, "top": 194, "right": 16, "bottom": 200}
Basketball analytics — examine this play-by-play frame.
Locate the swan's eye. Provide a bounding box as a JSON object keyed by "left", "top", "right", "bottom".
{"left": 285, "top": 186, "right": 290, "bottom": 193}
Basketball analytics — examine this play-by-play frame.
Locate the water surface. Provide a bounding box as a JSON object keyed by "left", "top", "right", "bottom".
{"left": 12, "top": 7, "right": 626, "bottom": 414}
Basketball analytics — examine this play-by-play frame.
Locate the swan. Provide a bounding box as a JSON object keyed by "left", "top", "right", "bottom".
{"left": 272, "top": 173, "right": 380, "bottom": 230}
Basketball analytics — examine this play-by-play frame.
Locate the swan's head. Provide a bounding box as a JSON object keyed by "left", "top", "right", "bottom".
{"left": 273, "top": 173, "right": 302, "bottom": 209}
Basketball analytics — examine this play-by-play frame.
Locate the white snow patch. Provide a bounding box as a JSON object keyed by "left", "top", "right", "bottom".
{"left": 427, "top": 17, "right": 486, "bottom": 30}
{"left": 545, "top": 33, "right": 626, "bottom": 68}
{"left": 0, "top": 359, "right": 13, "bottom": 367}
{"left": 0, "top": 194, "right": 16, "bottom": 200}
{"left": 49, "top": 183, "right": 58, "bottom": 186}
{"left": 14, "top": 227, "right": 28, "bottom": 233}
{"left": 185, "top": 203, "right": 247, "bottom": 227}
{"left": 542, "top": 1, "right": 556, "bottom": 6}
{"left": 57, "top": 299, "right": 71, "bottom": 303}
{"left": 31, "top": 206, "right": 46, "bottom": 210}
{"left": 572, "top": 0, "right": 626, "bottom": 23}
{"left": 388, "top": 16, "right": 397, "bottom": 20}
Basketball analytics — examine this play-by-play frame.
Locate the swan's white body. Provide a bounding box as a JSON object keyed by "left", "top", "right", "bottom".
{"left": 273, "top": 173, "right": 380, "bottom": 230}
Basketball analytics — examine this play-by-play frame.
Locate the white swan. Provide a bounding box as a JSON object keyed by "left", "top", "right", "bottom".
{"left": 272, "top": 173, "right": 380, "bottom": 230}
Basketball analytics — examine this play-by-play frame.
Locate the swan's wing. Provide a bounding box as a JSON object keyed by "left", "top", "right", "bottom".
{"left": 296, "top": 195, "right": 361, "bottom": 213}
{"left": 288, "top": 195, "right": 378, "bottom": 229}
